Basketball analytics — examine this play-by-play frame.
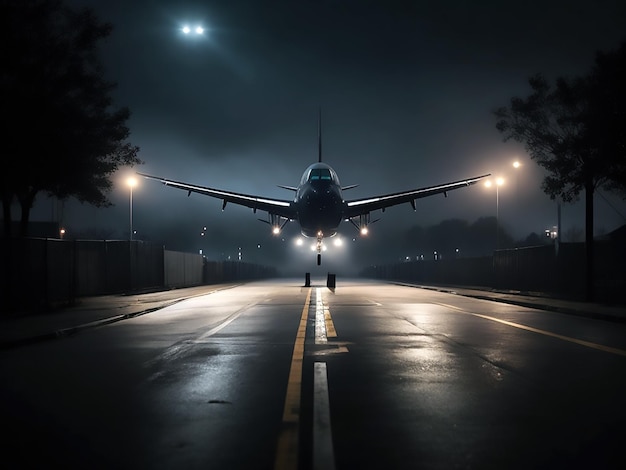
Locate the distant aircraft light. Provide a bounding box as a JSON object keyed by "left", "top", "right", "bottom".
{"left": 195, "top": 26, "right": 204, "bottom": 34}
{"left": 182, "top": 26, "right": 191, "bottom": 34}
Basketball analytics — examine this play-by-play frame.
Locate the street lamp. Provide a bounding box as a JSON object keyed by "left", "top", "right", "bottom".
{"left": 127, "top": 177, "right": 137, "bottom": 241}
{"left": 485, "top": 178, "right": 504, "bottom": 249}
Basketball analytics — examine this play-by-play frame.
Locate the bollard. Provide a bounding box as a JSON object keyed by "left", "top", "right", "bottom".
{"left": 305, "top": 272, "right": 311, "bottom": 287}
{"left": 326, "top": 273, "right": 336, "bottom": 289}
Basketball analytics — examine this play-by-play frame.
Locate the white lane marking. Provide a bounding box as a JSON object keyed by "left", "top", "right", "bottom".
{"left": 314, "top": 362, "right": 336, "bottom": 470}
{"left": 310, "top": 347, "right": 349, "bottom": 357}
{"left": 145, "top": 301, "right": 255, "bottom": 374}
{"left": 438, "top": 302, "right": 626, "bottom": 357}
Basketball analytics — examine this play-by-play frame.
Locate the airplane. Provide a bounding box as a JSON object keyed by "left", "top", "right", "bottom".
{"left": 138, "top": 117, "right": 489, "bottom": 265}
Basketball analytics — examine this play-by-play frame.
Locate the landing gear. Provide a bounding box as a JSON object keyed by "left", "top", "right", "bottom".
{"left": 316, "top": 232, "right": 323, "bottom": 265}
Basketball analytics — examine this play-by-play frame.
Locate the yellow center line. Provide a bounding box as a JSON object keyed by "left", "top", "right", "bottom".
{"left": 438, "top": 302, "right": 626, "bottom": 357}
{"left": 274, "top": 288, "right": 312, "bottom": 470}
{"left": 324, "top": 308, "right": 337, "bottom": 338}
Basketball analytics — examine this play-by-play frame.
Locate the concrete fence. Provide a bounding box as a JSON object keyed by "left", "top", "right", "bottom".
{"left": 362, "top": 241, "right": 625, "bottom": 303}
{"left": 1, "top": 238, "right": 277, "bottom": 314}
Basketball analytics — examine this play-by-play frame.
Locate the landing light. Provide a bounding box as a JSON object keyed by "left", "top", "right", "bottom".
{"left": 310, "top": 243, "right": 328, "bottom": 252}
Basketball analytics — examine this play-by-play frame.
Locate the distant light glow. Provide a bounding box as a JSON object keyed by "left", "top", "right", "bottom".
{"left": 360, "top": 227, "right": 368, "bottom": 235}
{"left": 295, "top": 237, "right": 304, "bottom": 246}
{"left": 182, "top": 25, "right": 206, "bottom": 35}
{"left": 272, "top": 226, "right": 281, "bottom": 235}
{"left": 127, "top": 176, "right": 137, "bottom": 188}
{"left": 484, "top": 178, "right": 504, "bottom": 189}
{"left": 333, "top": 238, "right": 343, "bottom": 247}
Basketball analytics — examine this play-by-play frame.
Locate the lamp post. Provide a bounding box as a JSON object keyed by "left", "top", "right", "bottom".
{"left": 485, "top": 177, "right": 504, "bottom": 249}
{"left": 127, "top": 177, "right": 137, "bottom": 240}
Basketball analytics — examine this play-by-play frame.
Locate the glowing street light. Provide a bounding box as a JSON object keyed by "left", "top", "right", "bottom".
{"left": 127, "top": 177, "right": 138, "bottom": 241}
{"left": 485, "top": 177, "right": 504, "bottom": 249}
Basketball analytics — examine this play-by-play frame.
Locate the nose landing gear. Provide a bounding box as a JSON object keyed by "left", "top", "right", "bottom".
{"left": 316, "top": 231, "right": 323, "bottom": 265}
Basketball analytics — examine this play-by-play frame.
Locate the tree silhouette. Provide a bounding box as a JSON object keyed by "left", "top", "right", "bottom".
{"left": 494, "top": 42, "right": 626, "bottom": 300}
{"left": 0, "top": 0, "right": 141, "bottom": 237}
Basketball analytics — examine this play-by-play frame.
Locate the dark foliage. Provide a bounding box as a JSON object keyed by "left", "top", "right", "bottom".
{"left": 0, "top": 0, "right": 141, "bottom": 237}
{"left": 494, "top": 41, "right": 626, "bottom": 300}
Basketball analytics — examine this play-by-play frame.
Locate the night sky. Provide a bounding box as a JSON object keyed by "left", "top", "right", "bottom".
{"left": 30, "top": 0, "right": 626, "bottom": 272}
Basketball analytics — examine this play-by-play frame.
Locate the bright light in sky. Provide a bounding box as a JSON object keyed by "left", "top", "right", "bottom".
{"left": 181, "top": 25, "right": 205, "bottom": 35}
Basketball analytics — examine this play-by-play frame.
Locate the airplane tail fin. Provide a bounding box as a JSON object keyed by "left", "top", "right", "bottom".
{"left": 318, "top": 107, "right": 322, "bottom": 163}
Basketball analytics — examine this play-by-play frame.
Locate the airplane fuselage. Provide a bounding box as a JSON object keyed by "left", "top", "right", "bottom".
{"left": 294, "top": 163, "right": 344, "bottom": 238}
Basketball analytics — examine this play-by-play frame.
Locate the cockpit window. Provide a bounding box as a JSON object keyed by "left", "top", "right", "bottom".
{"left": 309, "top": 168, "right": 332, "bottom": 182}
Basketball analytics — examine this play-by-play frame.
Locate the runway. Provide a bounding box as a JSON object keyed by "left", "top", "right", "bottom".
{"left": 1, "top": 279, "right": 625, "bottom": 469}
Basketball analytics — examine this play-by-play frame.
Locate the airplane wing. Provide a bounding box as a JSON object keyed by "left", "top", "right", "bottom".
{"left": 137, "top": 172, "right": 297, "bottom": 220}
{"left": 343, "top": 174, "right": 490, "bottom": 218}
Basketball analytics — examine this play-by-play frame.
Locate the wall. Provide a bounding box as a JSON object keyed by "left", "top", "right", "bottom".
{"left": 1, "top": 238, "right": 276, "bottom": 314}
{"left": 362, "top": 241, "right": 625, "bottom": 303}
